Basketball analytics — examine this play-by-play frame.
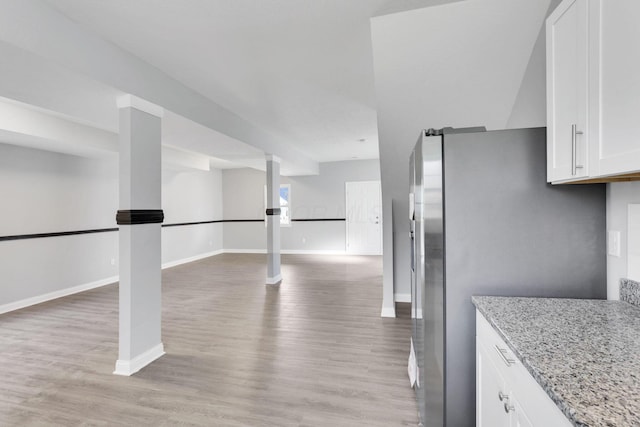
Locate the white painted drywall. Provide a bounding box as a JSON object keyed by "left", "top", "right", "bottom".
{"left": 222, "top": 160, "right": 380, "bottom": 252}
{"left": 0, "top": 143, "right": 118, "bottom": 306}
{"left": 606, "top": 181, "right": 640, "bottom": 299}
{"left": 162, "top": 168, "right": 224, "bottom": 263}
{"left": 0, "top": 142, "right": 225, "bottom": 310}
{"left": 506, "top": 0, "right": 562, "bottom": 129}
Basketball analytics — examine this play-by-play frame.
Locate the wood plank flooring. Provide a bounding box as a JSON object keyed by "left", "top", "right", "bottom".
{"left": 0, "top": 253, "right": 418, "bottom": 426}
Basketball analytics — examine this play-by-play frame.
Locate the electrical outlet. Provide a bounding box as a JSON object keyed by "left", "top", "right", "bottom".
{"left": 110, "top": 258, "right": 116, "bottom": 266}
{"left": 608, "top": 230, "right": 621, "bottom": 257}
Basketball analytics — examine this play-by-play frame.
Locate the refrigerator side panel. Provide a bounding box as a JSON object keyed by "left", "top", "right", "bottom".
{"left": 442, "top": 127, "right": 606, "bottom": 426}
{"left": 419, "top": 135, "right": 445, "bottom": 427}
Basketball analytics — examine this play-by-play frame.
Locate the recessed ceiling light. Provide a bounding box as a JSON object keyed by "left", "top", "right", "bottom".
{"left": 357, "top": 138, "right": 366, "bottom": 142}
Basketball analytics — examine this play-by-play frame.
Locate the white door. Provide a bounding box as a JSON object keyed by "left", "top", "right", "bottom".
{"left": 346, "top": 181, "right": 382, "bottom": 255}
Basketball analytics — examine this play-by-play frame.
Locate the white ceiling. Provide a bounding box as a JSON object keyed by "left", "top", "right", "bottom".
{"left": 41, "top": 0, "right": 440, "bottom": 164}
{"left": 0, "top": 0, "right": 547, "bottom": 175}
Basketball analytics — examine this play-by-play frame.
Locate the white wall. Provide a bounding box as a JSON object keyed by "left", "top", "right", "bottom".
{"left": 0, "top": 142, "right": 224, "bottom": 311}
{"left": 162, "top": 168, "right": 224, "bottom": 264}
{"left": 607, "top": 181, "right": 640, "bottom": 299}
{"left": 506, "top": 0, "right": 562, "bottom": 129}
{"left": 0, "top": 143, "right": 119, "bottom": 307}
{"left": 222, "top": 160, "right": 380, "bottom": 252}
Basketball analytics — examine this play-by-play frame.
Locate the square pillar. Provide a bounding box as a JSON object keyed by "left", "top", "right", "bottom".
{"left": 266, "top": 154, "right": 282, "bottom": 285}
{"left": 114, "top": 95, "right": 165, "bottom": 376}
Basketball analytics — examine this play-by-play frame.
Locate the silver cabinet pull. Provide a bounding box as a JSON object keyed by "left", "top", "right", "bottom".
{"left": 504, "top": 402, "right": 515, "bottom": 413}
{"left": 571, "top": 124, "right": 584, "bottom": 176}
{"left": 498, "top": 391, "right": 509, "bottom": 402}
{"left": 494, "top": 345, "right": 515, "bottom": 367}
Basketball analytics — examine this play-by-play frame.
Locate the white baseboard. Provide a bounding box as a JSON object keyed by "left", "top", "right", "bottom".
{"left": 223, "top": 249, "right": 266, "bottom": 254}
{"left": 282, "top": 249, "right": 347, "bottom": 255}
{"left": 223, "top": 249, "right": 367, "bottom": 256}
{"left": 161, "top": 249, "right": 224, "bottom": 269}
{"left": 114, "top": 343, "right": 165, "bottom": 376}
{"left": 0, "top": 250, "right": 227, "bottom": 315}
{"left": 394, "top": 293, "right": 411, "bottom": 303}
{"left": 1, "top": 247, "right": 376, "bottom": 315}
{"left": 0, "top": 275, "right": 118, "bottom": 315}
{"left": 381, "top": 305, "right": 396, "bottom": 318}
{"left": 266, "top": 274, "right": 282, "bottom": 285}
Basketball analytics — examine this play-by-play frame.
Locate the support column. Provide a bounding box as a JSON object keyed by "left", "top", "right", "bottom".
{"left": 266, "top": 154, "right": 282, "bottom": 285}
{"left": 114, "top": 95, "right": 165, "bottom": 376}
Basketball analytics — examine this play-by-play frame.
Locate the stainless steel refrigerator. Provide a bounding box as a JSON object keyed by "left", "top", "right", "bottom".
{"left": 409, "top": 127, "right": 606, "bottom": 427}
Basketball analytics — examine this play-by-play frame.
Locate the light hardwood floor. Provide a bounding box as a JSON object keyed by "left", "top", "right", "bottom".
{"left": 0, "top": 253, "right": 418, "bottom": 426}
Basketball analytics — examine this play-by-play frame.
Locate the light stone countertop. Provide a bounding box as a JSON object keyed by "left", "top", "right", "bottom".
{"left": 472, "top": 293, "right": 640, "bottom": 427}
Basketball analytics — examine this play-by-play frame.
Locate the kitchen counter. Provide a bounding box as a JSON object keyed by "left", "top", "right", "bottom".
{"left": 472, "top": 286, "right": 640, "bottom": 427}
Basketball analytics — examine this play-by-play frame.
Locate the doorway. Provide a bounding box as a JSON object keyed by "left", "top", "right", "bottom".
{"left": 345, "top": 181, "right": 382, "bottom": 255}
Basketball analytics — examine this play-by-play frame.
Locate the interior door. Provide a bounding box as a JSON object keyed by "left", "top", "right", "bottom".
{"left": 345, "top": 181, "right": 382, "bottom": 255}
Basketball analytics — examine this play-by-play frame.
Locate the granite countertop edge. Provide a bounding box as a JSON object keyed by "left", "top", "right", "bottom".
{"left": 472, "top": 296, "right": 582, "bottom": 426}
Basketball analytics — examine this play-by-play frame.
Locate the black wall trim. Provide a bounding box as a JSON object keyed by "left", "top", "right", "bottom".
{"left": 162, "top": 220, "right": 222, "bottom": 228}
{"left": 162, "top": 219, "right": 264, "bottom": 228}
{"left": 291, "top": 218, "right": 346, "bottom": 222}
{"left": 116, "top": 209, "right": 164, "bottom": 225}
{"left": 265, "top": 208, "right": 281, "bottom": 216}
{"left": 0, "top": 228, "right": 118, "bottom": 242}
{"left": 0, "top": 218, "right": 347, "bottom": 242}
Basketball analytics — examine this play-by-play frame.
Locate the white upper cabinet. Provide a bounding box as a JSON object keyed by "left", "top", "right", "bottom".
{"left": 547, "top": 0, "right": 640, "bottom": 183}
{"left": 547, "top": 0, "right": 589, "bottom": 182}
{"left": 594, "top": 1, "right": 640, "bottom": 177}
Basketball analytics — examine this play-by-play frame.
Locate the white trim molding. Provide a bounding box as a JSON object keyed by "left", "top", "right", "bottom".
{"left": 116, "top": 94, "right": 164, "bottom": 118}
{"left": 0, "top": 251, "right": 227, "bottom": 316}
{"left": 113, "top": 343, "right": 165, "bottom": 376}
{"left": 265, "top": 154, "right": 281, "bottom": 163}
{"left": 266, "top": 274, "right": 282, "bottom": 285}
{"left": 223, "top": 249, "right": 366, "bottom": 256}
{"left": 161, "top": 249, "right": 224, "bottom": 269}
{"left": 0, "top": 275, "right": 118, "bottom": 315}
{"left": 380, "top": 305, "right": 396, "bottom": 318}
{"left": 223, "top": 249, "right": 267, "bottom": 254}
{"left": 394, "top": 293, "right": 411, "bottom": 303}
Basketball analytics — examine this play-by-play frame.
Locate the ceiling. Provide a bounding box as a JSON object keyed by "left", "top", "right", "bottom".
{"left": 0, "top": 0, "right": 550, "bottom": 177}
{"left": 24, "top": 0, "right": 457, "bottom": 168}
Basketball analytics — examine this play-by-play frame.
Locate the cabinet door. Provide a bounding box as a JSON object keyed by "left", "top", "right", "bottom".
{"left": 508, "top": 396, "right": 534, "bottom": 427}
{"left": 477, "top": 339, "right": 510, "bottom": 427}
{"left": 593, "top": 0, "right": 640, "bottom": 176}
{"left": 547, "top": 0, "right": 589, "bottom": 182}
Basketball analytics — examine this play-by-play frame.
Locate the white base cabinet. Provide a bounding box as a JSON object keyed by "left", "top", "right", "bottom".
{"left": 546, "top": 0, "right": 640, "bottom": 183}
{"left": 476, "top": 311, "right": 571, "bottom": 427}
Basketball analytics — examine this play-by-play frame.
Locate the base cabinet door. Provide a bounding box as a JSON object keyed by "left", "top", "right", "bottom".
{"left": 509, "top": 396, "right": 534, "bottom": 427}
{"left": 477, "top": 339, "right": 510, "bottom": 427}
{"left": 476, "top": 311, "right": 573, "bottom": 427}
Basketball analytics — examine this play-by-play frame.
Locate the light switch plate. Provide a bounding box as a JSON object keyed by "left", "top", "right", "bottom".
{"left": 608, "top": 230, "right": 621, "bottom": 257}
